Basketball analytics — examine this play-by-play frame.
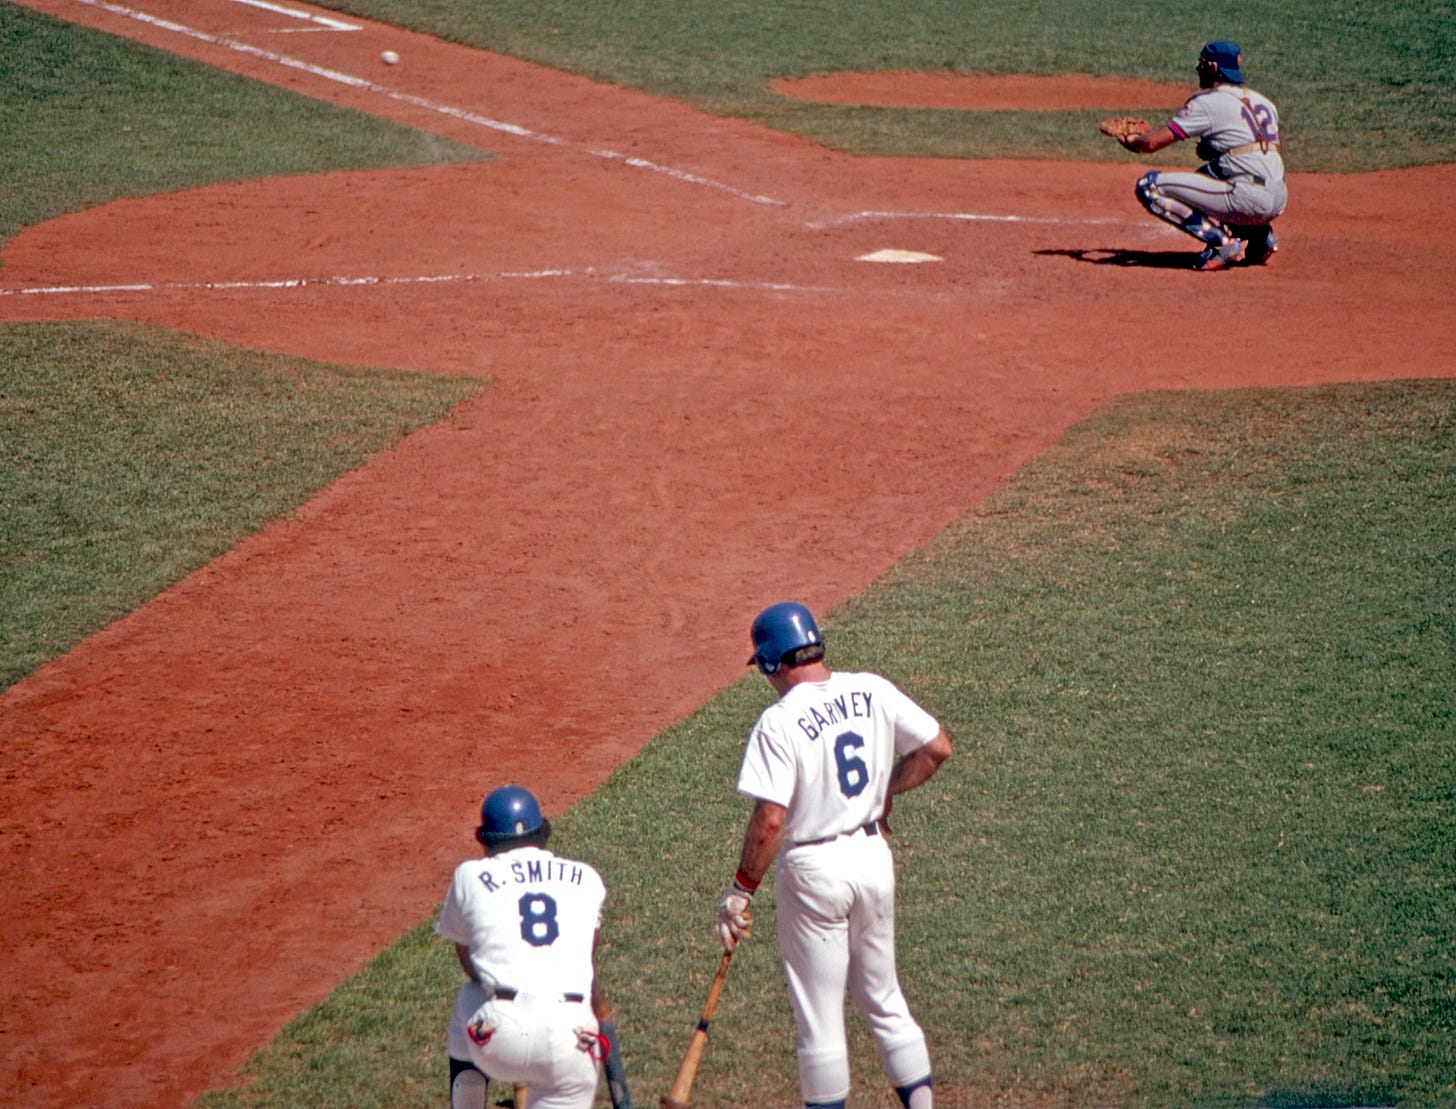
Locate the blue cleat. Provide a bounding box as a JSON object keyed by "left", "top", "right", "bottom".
{"left": 1247, "top": 226, "right": 1279, "bottom": 264}
{"left": 1196, "top": 238, "right": 1247, "bottom": 271}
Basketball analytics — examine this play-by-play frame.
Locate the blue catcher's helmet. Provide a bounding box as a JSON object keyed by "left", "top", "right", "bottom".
{"left": 748, "top": 601, "right": 823, "bottom": 675}
{"left": 476, "top": 784, "right": 550, "bottom": 849}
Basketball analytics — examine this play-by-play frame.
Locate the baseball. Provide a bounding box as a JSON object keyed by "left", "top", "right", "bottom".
{"left": 380, "top": 50, "right": 399, "bottom": 65}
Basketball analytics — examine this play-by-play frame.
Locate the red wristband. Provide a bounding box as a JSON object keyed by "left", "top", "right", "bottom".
{"left": 734, "top": 868, "right": 760, "bottom": 892}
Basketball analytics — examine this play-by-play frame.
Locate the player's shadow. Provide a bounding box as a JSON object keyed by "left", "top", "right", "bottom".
{"left": 1037, "top": 247, "right": 1193, "bottom": 269}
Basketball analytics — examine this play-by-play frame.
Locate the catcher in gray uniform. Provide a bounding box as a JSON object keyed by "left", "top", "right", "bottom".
{"left": 1116, "top": 40, "right": 1286, "bottom": 271}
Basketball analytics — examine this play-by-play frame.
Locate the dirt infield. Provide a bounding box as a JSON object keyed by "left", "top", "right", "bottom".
{"left": 769, "top": 71, "right": 1189, "bottom": 111}
{"left": 2, "top": 2, "right": 1454, "bottom": 1106}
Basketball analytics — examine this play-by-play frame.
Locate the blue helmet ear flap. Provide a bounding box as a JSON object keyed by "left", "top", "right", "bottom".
{"left": 748, "top": 602, "right": 823, "bottom": 675}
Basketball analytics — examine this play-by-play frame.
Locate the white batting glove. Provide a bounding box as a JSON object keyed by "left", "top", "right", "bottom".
{"left": 716, "top": 876, "right": 755, "bottom": 952}
{"left": 575, "top": 1026, "right": 610, "bottom": 1061}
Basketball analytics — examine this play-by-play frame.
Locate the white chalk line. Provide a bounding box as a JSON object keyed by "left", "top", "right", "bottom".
{"left": 0, "top": 268, "right": 833, "bottom": 298}
{"left": 246, "top": 25, "right": 355, "bottom": 35}
{"left": 809, "top": 209, "right": 1145, "bottom": 230}
{"left": 225, "top": 0, "right": 358, "bottom": 31}
{"left": 71, "top": 0, "right": 786, "bottom": 208}
{"left": 53, "top": 0, "right": 1150, "bottom": 296}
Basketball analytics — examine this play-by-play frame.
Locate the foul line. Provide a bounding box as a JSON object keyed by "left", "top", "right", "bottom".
{"left": 224, "top": 0, "right": 359, "bottom": 31}
{"left": 0, "top": 268, "right": 833, "bottom": 298}
{"left": 71, "top": 0, "right": 786, "bottom": 208}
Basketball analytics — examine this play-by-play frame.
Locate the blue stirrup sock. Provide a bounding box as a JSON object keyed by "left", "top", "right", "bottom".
{"left": 896, "top": 1075, "right": 934, "bottom": 1108}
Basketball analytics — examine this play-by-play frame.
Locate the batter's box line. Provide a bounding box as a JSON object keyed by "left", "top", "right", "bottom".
{"left": 0, "top": 268, "right": 839, "bottom": 298}
{"left": 807, "top": 210, "right": 1146, "bottom": 230}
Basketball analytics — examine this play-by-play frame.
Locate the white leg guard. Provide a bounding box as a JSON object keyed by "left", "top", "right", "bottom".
{"left": 1135, "top": 170, "right": 1234, "bottom": 249}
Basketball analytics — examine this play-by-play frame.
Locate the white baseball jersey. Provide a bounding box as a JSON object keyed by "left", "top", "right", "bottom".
{"left": 436, "top": 845, "right": 605, "bottom": 998}
{"left": 1167, "top": 83, "right": 1284, "bottom": 185}
{"left": 737, "top": 670, "right": 941, "bottom": 846}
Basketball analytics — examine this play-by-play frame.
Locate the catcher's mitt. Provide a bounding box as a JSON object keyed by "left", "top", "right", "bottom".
{"left": 1099, "top": 115, "right": 1150, "bottom": 144}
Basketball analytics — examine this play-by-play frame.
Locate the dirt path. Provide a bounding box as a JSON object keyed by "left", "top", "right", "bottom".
{"left": 2, "top": 2, "right": 1453, "bottom": 1105}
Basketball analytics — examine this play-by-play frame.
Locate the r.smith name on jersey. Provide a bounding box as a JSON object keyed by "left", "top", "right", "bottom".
{"left": 477, "top": 857, "right": 589, "bottom": 893}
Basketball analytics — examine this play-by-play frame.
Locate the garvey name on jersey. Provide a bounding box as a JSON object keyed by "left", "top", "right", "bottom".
{"left": 796, "top": 689, "right": 874, "bottom": 741}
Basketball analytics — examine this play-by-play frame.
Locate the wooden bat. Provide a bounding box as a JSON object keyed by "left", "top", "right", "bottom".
{"left": 513, "top": 1082, "right": 526, "bottom": 1109}
{"left": 660, "top": 950, "right": 734, "bottom": 1109}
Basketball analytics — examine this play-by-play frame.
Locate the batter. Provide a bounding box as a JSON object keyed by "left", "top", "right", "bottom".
{"left": 717, "top": 602, "right": 953, "bottom": 1109}
{"left": 1119, "top": 39, "right": 1286, "bottom": 270}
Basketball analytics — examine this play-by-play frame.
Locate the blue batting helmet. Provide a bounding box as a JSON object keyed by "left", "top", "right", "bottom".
{"left": 475, "top": 784, "right": 549, "bottom": 848}
{"left": 748, "top": 601, "right": 823, "bottom": 675}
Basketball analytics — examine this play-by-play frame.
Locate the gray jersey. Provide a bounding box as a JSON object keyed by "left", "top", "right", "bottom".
{"left": 1167, "top": 84, "right": 1283, "bottom": 185}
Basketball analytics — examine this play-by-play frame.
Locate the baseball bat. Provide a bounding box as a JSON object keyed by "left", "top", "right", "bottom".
{"left": 660, "top": 950, "right": 734, "bottom": 1109}
{"left": 594, "top": 994, "right": 634, "bottom": 1109}
{"left": 513, "top": 1082, "right": 526, "bottom": 1109}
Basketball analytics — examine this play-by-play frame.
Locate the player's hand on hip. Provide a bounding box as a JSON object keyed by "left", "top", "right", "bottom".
{"left": 716, "top": 879, "right": 754, "bottom": 952}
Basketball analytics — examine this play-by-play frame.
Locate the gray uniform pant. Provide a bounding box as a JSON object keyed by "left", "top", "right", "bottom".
{"left": 1136, "top": 166, "right": 1287, "bottom": 251}
{"left": 1145, "top": 167, "right": 1287, "bottom": 225}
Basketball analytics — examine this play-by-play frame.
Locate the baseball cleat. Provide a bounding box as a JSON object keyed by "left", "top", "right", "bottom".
{"left": 1196, "top": 238, "right": 1247, "bottom": 271}
{"left": 1246, "top": 228, "right": 1279, "bottom": 265}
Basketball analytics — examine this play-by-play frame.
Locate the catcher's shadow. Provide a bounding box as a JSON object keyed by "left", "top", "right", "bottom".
{"left": 1037, "top": 247, "right": 1194, "bottom": 269}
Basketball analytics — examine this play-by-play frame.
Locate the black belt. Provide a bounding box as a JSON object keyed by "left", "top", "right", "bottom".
{"left": 796, "top": 820, "right": 880, "bottom": 847}
{"left": 493, "top": 988, "right": 585, "bottom": 1003}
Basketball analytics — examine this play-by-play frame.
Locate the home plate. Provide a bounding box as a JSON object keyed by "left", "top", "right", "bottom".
{"left": 858, "top": 249, "right": 943, "bottom": 263}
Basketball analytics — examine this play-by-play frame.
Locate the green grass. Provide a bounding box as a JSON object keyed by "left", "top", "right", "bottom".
{"left": 6, "top": 4, "right": 1452, "bottom": 1106}
{"left": 0, "top": 321, "right": 482, "bottom": 690}
{"left": 0, "top": 8, "right": 489, "bottom": 686}
{"left": 310, "top": 0, "right": 1456, "bottom": 170}
{"left": 198, "top": 379, "right": 1456, "bottom": 1109}
{"left": 0, "top": 4, "right": 487, "bottom": 241}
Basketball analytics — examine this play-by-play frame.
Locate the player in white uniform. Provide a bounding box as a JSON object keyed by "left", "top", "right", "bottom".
{"left": 717, "top": 603, "right": 953, "bottom": 1109}
{"left": 437, "top": 785, "right": 614, "bottom": 1109}
{"left": 1119, "top": 40, "right": 1286, "bottom": 270}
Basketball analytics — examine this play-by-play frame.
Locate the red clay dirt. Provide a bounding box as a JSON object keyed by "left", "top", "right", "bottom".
{"left": 1, "top": 2, "right": 1453, "bottom": 1106}
{"left": 770, "top": 71, "right": 1189, "bottom": 111}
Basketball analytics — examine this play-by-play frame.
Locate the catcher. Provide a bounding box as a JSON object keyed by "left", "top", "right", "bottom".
{"left": 1100, "top": 40, "right": 1285, "bottom": 271}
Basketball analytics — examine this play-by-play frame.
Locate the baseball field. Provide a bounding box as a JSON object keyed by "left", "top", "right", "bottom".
{"left": 1, "top": 1, "right": 1453, "bottom": 1107}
